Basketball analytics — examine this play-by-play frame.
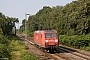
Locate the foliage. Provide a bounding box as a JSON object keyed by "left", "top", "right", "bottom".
{"left": 0, "top": 12, "right": 19, "bottom": 35}
{"left": 19, "top": 0, "right": 90, "bottom": 36}
{"left": 8, "top": 35, "right": 38, "bottom": 60}
{"left": 59, "top": 34, "right": 90, "bottom": 50}
{"left": 0, "top": 35, "right": 39, "bottom": 60}
{"left": 0, "top": 35, "right": 10, "bottom": 59}
{"left": 21, "top": 52, "right": 39, "bottom": 60}
{"left": 28, "top": 32, "right": 34, "bottom": 37}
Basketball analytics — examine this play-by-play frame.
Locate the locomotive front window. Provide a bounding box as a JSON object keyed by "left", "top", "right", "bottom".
{"left": 45, "top": 33, "right": 51, "bottom": 38}
{"left": 45, "top": 33, "right": 57, "bottom": 38}
{"left": 52, "top": 33, "right": 57, "bottom": 38}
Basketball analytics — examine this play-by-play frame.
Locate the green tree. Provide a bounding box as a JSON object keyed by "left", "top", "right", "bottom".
{"left": 0, "top": 12, "right": 19, "bottom": 35}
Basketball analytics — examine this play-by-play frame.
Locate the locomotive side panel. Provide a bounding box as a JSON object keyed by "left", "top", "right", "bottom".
{"left": 34, "top": 31, "right": 45, "bottom": 47}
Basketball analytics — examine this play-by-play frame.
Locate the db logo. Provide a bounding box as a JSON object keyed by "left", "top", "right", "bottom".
{"left": 36, "top": 36, "right": 38, "bottom": 40}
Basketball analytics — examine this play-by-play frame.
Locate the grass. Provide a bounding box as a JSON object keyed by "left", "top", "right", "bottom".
{"left": 0, "top": 35, "right": 10, "bottom": 59}
{"left": 8, "top": 35, "right": 39, "bottom": 60}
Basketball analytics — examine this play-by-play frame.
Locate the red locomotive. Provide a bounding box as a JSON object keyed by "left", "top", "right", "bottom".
{"left": 34, "top": 30, "right": 59, "bottom": 52}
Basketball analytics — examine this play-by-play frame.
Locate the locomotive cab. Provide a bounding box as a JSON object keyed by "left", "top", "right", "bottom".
{"left": 44, "top": 30, "right": 59, "bottom": 51}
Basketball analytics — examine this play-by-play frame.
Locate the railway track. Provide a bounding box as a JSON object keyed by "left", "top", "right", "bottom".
{"left": 17, "top": 34, "right": 65, "bottom": 60}
{"left": 58, "top": 46, "right": 90, "bottom": 60}
{"left": 26, "top": 37, "right": 65, "bottom": 60}
{"left": 17, "top": 34, "right": 90, "bottom": 60}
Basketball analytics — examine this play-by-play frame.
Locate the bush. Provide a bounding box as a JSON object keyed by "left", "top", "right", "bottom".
{"left": 0, "top": 35, "right": 10, "bottom": 59}
{"left": 21, "top": 52, "right": 39, "bottom": 60}
{"left": 59, "top": 34, "right": 90, "bottom": 50}
{"left": 28, "top": 33, "right": 34, "bottom": 37}
{"left": 0, "top": 35, "right": 38, "bottom": 60}
{"left": 9, "top": 36, "right": 38, "bottom": 60}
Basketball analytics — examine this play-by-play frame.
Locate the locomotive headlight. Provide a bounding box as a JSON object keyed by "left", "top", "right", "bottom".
{"left": 45, "top": 40, "right": 48, "bottom": 42}
{"left": 55, "top": 40, "right": 58, "bottom": 42}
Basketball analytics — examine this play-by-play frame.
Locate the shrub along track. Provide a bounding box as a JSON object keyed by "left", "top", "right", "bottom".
{"left": 17, "top": 34, "right": 90, "bottom": 60}
{"left": 17, "top": 34, "right": 65, "bottom": 60}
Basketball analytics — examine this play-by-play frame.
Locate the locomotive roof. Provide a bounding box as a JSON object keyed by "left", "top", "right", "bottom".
{"left": 34, "top": 30, "right": 42, "bottom": 33}
{"left": 34, "top": 30, "right": 57, "bottom": 33}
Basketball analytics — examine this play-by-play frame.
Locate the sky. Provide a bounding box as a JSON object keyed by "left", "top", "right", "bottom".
{"left": 0, "top": 0, "right": 74, "bottom": 28}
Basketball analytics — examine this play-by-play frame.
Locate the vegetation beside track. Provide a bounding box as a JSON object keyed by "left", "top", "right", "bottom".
{"left": 59, "top": 34, "right": 90, "bottom": 51}
{"left": 0, "top": 35, "right": 10, "bottom": 59}
{"left": 0, "top": 35, "right": 39, "bottom": 60}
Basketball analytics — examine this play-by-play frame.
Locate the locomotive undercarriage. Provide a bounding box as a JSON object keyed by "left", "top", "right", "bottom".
{"left": 45, "top": 45, "right": 59, "bottom": 52}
